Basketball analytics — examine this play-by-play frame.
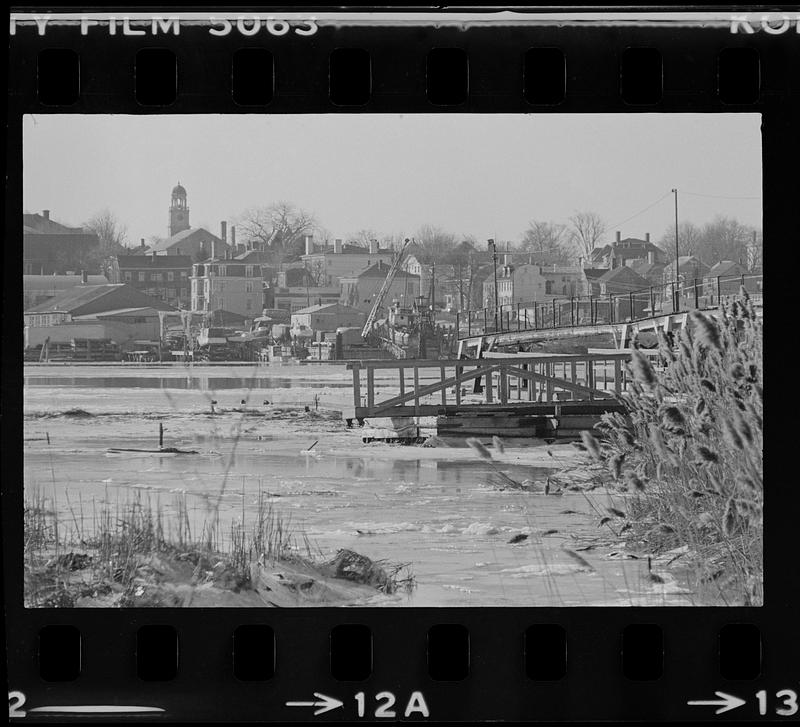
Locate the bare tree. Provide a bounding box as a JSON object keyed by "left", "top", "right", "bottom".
{"left": 658, "top": 221, "right": 704, "bottom": 263}
{"left": 85, "top": 209, "right": 128, "bottom": 253}
{"left": 660, "top": 216, "right": 758, "bottom": 268}
{"left": 304, "top": 258, "right": 328, "bottom": 286}
{"left": 414, "top": 225, "right": 458, "bottom": 263}
{"left": 520, "top": 220, "right": 572, "bottom": 263}
{"left": 237, "top": 202, "right": 318, "bottom": 265}
{"left": 567, "top": 211, "right": 606, "bottom": 259}
{"left": 80, "top": 209, "right": 129, "bottom": 274}
{"left": 700, "top": 215, "right": 754, "bottom": 267}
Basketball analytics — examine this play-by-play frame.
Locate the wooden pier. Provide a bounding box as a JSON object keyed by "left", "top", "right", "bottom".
{"left": 343, "top": 352, "right": 635, "bottom": 437}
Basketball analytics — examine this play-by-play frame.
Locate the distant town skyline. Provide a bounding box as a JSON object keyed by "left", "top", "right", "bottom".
{"left": 23, "top": 113, "right": 762, "bottom": 249}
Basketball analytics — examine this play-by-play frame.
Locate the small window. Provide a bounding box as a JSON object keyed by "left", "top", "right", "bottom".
{"left": 167, "top": 271, "right": 174, "bottom": 281}
{"left": 138, "top": 272, "right": 145, "bottom": 282}
{"left": 124, "top": 271, "right": 132, "bottom": 282}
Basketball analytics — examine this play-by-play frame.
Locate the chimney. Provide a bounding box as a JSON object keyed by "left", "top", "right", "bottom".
{"left": 369, "top": 239, "right": 379, "bottom": 255}
{"left": 615, "top": 231, "right": 621, "bottom": 243}
{"left": 43, "top": 209, "right": 50, "bottom": 221}
{"left": 305, "top": 235, "right": 314, "bottom": 256}
{"left": 334, "top": 238, "right": 343, "bottom": 254}
{"left": 140, "top": 238, "right": 146, "bottom": 248}
{"left": 80, "top": 269, "right": 87, "bottom": 284}
{"left": 231, "top": 225, "right": 236, "bottom": 248}
{"left": 645, "top": 232, "right": 650, "bottom": 242}
{"left": 220, "top": 221, "right": 227, "bottom": 242}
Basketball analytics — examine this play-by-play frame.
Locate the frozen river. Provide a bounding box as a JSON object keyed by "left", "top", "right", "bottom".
{"left": 23, "top": 363, "right": 692, "bottom": 606}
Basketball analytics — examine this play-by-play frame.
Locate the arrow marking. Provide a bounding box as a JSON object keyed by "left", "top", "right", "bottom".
{"left": 688, "top": 691, "right": 746, "bottom": 714}
{"left": 286, "top": 692, "right": 344, "bottom": 716}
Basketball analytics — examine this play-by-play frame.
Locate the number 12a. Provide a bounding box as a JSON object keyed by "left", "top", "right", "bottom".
{"left": 354, "top": 691, "right": 429, "bottom": 718}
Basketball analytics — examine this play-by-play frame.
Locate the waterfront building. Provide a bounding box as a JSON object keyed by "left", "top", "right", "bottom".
{"left": 290, "top": 303, "right": 366, "bottom": 333}
{"left": 23, "top": 283, "right": 175, "bottom": 349}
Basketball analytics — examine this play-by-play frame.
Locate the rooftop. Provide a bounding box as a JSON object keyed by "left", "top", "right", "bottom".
{"left": 25, "top": 283, "right": 176, "bottom": 314}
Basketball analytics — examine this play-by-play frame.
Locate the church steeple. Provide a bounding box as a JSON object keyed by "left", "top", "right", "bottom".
{"left": 168, "top": 182, "right": 190, "bottom": 237}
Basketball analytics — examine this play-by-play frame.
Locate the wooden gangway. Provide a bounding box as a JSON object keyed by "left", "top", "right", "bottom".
{"left": 342, "top": 351, "right": 639, "bottom": 424}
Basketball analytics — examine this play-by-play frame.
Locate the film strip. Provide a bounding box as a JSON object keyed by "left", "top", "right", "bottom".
{"left": 5, "top": 6, "right": 797, "bottom": 723}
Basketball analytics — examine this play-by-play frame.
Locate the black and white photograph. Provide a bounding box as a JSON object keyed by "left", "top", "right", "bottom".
{"left": 22, "top": 112, "right": 763, "bottom": 608}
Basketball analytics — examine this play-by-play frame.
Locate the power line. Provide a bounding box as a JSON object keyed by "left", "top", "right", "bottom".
{"left": 681, "top": 191, "right": 762, "bottom": 201}
{"left": 609, "top": 192, "right": 672, "bottom": 231}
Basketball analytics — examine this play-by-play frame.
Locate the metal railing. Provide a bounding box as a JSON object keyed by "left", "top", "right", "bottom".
{"left": 456, "top": 273, "right": 762, "bottom": 340}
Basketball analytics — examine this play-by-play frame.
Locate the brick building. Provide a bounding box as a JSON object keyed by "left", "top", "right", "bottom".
{"left": 111, "top": 254, "right": 193, "bottom": 309}
{"left": 23, "top": 210, "right": 100, "bottom": 274}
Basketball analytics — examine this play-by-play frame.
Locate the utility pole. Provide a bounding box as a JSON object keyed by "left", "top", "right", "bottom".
{"left": 488, "top": 239, "right": 499, "bottom": 328}
{"left": 430, "top": 261, "right": 436, "bottom": 315}
{"left": 671, "top": 188, "right": 680, "bottom": 310}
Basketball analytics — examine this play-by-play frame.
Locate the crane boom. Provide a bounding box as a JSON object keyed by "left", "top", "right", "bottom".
{"left": 361, "top": 238, "right": 413, "bottom": 338}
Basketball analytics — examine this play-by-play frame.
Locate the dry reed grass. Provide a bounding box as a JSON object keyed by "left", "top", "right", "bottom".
{"left": 593, "top": 290, "right": 763, "bottom": 604}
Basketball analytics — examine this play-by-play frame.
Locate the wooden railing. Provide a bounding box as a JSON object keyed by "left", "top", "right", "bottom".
{"left": 456, "top": 273, "right": 762, "bottom": 340}
{"left": 345, "top": 352, "right": 640, "bottom": 419}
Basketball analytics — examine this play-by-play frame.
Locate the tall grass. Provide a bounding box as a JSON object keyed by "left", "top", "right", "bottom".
{"left": 588, "top": 290, "right": 762, "bottom": 604}
{"left": 23, "top": 486, "right": 307, "bottom": 606}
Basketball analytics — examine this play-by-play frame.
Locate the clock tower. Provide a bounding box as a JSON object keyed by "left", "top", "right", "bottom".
{"left": 168, "top": 182, "right": 190, "bottom": 237}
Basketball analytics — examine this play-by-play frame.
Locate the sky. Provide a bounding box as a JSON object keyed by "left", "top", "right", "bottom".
{"left": 23, "top": 113, "right": 762, "bottom": 249}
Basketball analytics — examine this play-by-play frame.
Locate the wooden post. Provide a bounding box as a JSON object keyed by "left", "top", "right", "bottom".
{"left": 694, "top": 277, "right": 699, "bottom": 308}
{"left": 455, "top": 365, "right": 462, "bottom": 405}
{"left": 352, "top": 363, "right": 361, "bottom": 410}
{"left": 499, "top": 367, "right": 508, "bottom": 404}
{"left": 552, "top": 298, "right": 556, "bottom": 328}
{"left": 571, "top": 297, "right": 574, "bottom": 326}
{"left": 716, "top": 275, "right": 721, "bottom": 305}
{"left": 571, "top": 360, "right": 577, "bottom": 386}
{"left": 413, "top": 365, "right": 420, "bottom": 413}
{"left": 399, "top": 366, "right": 405, "bottom": 398}
{"left": 614, "top": 359, "right": 622, "bottom": 396}
{"left": 527, "top": 364, "right": 535, "bottom": 401}
{"left": 629, "top": 291, "right": 634, "bottom": 320}
{"left": 546, "top": 362, "right": 554, "bottom": 401}
{"left": 367, "top": 366, "right": 375, "bottom": 410}
{"left": 440, "top": 365, "right": 447, "bottom": 405}
{"left": 485, "top": 368, "right": 494, "bottom": 403}
{"left": 587, "top": 358, "right": 595, "bottom": 399}
{"left": 609, "top": 294, "right": 614, "bottom": 323}
{"left": 159, "top": 422, "right": 164, "bottom": 448}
